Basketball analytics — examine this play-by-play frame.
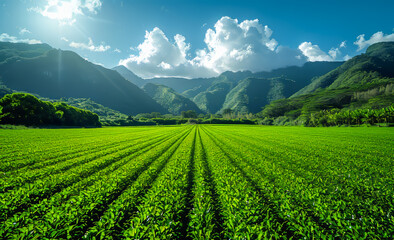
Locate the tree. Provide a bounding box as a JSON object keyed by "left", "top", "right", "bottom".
{"left": 181, "top": 110, "right": 197, "bottom": 119}
{"left": 0, "top": 93, "right": 101, "bottom": 127}
{"left": 222, "top": 108, "right": 234, "bottom": 119}
{"left": 0, "top": 93, "right": 58, "bottom": 126}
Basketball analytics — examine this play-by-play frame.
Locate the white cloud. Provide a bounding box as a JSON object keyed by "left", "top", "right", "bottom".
{"left": 61, "top": 37, "right": 69, "bottom": 42}
{"left": 19, "top": 28, "right": 31, "bottom": 35}
{"left": 298, "top": 42, "right": 332, "bottom": 62}
{"left": 84, "top": 0, "right": 101, "bottom": 13}
{"left": 0, "top": 33, "right": 41, "bottom": 44}
{"left": 69, "top": 37, "right": 110, "bottom": 52}
{"left": 299, "top": 41, "right": 347, "bottom": 62}
{"left": 120, "top": 16, "right": 305, "bottom": 78}
{"left": 30, "top": 0, "right": 102, "bottom": 25}
{"left": 344, "top": 55, "right": 352, "bottom": 61}
{"left": 120, "top": 27, "right": 215, "bottom": 78}
{"left": 354, "top": 31, "right": 394, "bottom": 51}
{"left": 114, "top": 48, "right": 121, "bottom": 53}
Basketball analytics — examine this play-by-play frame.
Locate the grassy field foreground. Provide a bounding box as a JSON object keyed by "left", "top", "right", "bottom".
{"left": 0, "top": 125, "right": 393, "bottom": 239}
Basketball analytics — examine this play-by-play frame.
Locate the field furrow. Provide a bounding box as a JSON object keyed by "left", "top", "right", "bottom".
{"left": 0, "top": 125, "right": 392, "bottom": 239}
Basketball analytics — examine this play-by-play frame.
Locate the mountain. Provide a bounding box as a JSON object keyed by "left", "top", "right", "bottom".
{"left": 113, "top": 65, "right": 216, "bottom": 98}
{"left": 0, "top": 82, "right": 13, "bottom": 98}
{"left": 0, "top": 42, "right": 166, "bottom": 115}
{"left": 193, "top": 80, "right": 232, "bottom": 114}
{"left": 112, "top": 65, "right": 146, "bottom": 87}
{"left": 261, "top": 42, "right": 394, "bottom": 121}
{"left": 220, "top": 77, "right": 297, "bottom": 114}
{"left": 142, "top": 83, "right": 203, "bottom": 115}
{"left": 0, "top": 42, "right": 52, "bottom": 63}
{"left": 192, "top": 71, "right": 261, "bottom": 113}
{"left": 292, "top": 42, "right": 394, "bottom": 97}
{"left": 114, "top": 62, "right": 342, "bottom": 115}
{"left": 193, "top": 62, "right": 343, "bottom": 114}
{"left": 145, "top": 77, "right": 214, "bottom": 93}
{"left": 255, "top": 61, "right": 344, "bottom": 94}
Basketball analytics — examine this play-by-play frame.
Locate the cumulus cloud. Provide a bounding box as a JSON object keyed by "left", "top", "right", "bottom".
{"left": 19, "top": 28, "right": 31, "bottom": 35}
{"left": 195, "top": 17, "right": 304, "bottom": 74}
{"left": 120, "top": 16, "right": 305, "bottom": 78}
{"left": 119, "top": 27, "right": 215, "bottom": 78}
{"left": 354, "top": 31, "right": 394, "bottom": 51}
{"left": 299, "top": 42, "right": 332, "bottom": 61}
{"left": 69, "top": 37, "right": 110, "bottom": 52}
{"left": 299, "top": 41, "right": 347, "bottom": 62}
{"left": 0, "top": 33, "right": 41, "bottom": 44}
{"left": 114, "top": 48, "right": 121, "bottom": 53}
{"left": 30, "top": 0, "right": 102, "bottom": 25}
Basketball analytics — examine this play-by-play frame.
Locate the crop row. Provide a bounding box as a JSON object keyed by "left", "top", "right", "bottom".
{"left": 0, "top": 125, "right": 392, "bottom": 239}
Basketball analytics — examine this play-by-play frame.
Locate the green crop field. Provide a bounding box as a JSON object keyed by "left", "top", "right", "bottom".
{"left": 0, "top": 125, "right": 393, "bottom": 239}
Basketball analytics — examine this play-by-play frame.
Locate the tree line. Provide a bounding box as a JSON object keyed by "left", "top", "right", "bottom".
{"left": 306, "top": 105, "right": 394, "bottom": 127}
{"left": 0, "top": 93, "right": 101, "bottom": 127}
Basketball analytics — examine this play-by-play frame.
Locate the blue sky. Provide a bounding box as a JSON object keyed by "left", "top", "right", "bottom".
{"left": 0, "top": 0, "right": 393, "bottom": 78}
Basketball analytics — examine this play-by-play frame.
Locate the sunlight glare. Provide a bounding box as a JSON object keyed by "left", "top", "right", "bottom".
{"left": 41, "top": 0, "right": 82, "bottom": 23}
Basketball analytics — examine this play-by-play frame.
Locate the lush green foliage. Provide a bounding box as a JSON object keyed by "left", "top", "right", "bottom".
{"left": 143, "top": 83, "right": 203, "bottom": 115}
{"left": 292, "top": 42, "right": 394, "bottom": 98}
{"left": 0, "top": 125, "right": 392, "bottom": 239}
{"left": 0, "top": 93, "right": 101, "bottom": 127}
{"left": 191, "top": 63, "right": 342, "bottom": 114}
{"left": 306, "top": 105, "right": 394, "bottom": 126}
{"left": 260, "top": 43, "right": 394, "bottom": 125}
{"left": 47, "top": 97, "right": 128, "bottom": 122}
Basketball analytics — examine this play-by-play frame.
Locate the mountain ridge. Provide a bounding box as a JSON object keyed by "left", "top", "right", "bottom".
{"left": 142, "top": 83, "right": 203, "bottom": 115}
{"left": 260, "top": 42, "right": 394, "bottom": 123}
{"left": 0, "top": 42, "right": 167, "bottom": 115}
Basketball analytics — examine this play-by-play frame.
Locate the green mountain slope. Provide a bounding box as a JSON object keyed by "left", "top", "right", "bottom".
{"left": 192, "top": 71, "right": 259, "bottom": 113}
{"left": 143, "top": 83, "right": 203, "bottom": 115}
{"left": 193, "top": 62, "right": 343, "bottom": 114}
{"left": 115, "top": 62, "right": 342, "bottom": 115}
{"left": 0, "top": 42, "right": 52, "bottom": 63}
{"left": 112, "top": 65, "right": 146, "bottom": 87}
{"left": 261, "top": 42, "right": 394, "bottom": 122}
{"left": 292, "top": 42, "right": 394, "bottom": 97}
{"left": 221, "top": 77, "right": 298, "bottom": 113}
{"left": 48, "top": 97, "right": 128, "bottom": 121}
{"left": 193, "top": 80, "right": 232, "bottom": 114}
{"left": 1, "top": 81, "right": 128, "bottom": 121}
{"left": 0, "top": 42, "right": 166, "bottom": 115}
{"left": 145, "top": 77, "right": 213, "bottom": 93}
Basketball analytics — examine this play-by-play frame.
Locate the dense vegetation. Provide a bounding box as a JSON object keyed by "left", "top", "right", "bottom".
{"left": 116, "top": 62, "right": 343, "bottom": 115}
{"left": 220, "top": 77, "right": 290, "bottom": 113}
{"left": 143, "top": 83, "right": 203, "bottom": 115}
{"left": 0, "top": 93, "right": 100, "bottom": 127}
{"left": 0, "top": 42, "right": 165, "bottom": 115}
{"left": 0, "top": 125, "right": 392, "bottom": 239}
{"left": 47, "top": 97, "right": 128, "bottom": 122}
{"left": 306, "top": 106, "right": 394, "bottom": 127}
{"left": 260, "top": 42, "right": 394, "bottom": 125}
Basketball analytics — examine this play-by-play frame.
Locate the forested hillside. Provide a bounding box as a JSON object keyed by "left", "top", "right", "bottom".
{"left": 260, "top": 42, "right": 394, "bottom": 125}
{"left": 143, "top": 83, "right": 203, "bottom": 115}
{"left": 0, "top": 42, "right": 166, "bottom": 115}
